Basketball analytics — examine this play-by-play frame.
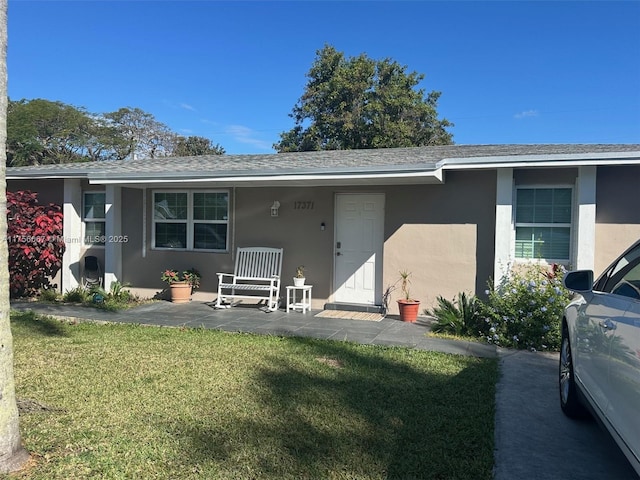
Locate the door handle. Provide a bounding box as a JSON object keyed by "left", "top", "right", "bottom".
{"left": 336, "top": 252, "right": 342, "bottom": 256}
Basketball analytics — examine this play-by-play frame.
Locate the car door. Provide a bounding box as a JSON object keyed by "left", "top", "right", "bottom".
{"left": 602, "top": 246, "right": 640, "bottom": 459}
{"left": 575, "top": 242, "right": 640, "bottom": 416}
{"left": 574, "top": 289, "right": 622, "bottom": 414}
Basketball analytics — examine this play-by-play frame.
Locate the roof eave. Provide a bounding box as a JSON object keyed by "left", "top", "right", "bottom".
{"left": 88, "top": 169, "right": 445, "bottom": 187}
{"left": 440, "top": 151, "right": 640, "bottom": 170}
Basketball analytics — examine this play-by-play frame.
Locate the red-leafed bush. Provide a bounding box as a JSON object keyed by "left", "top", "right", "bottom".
{"left": 6, "top": 190, "right": 65, "bottom": 298}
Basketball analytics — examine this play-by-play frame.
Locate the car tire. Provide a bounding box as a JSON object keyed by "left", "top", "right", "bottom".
{"left": 559, "top": 325, "right": 588, "bottom": 418}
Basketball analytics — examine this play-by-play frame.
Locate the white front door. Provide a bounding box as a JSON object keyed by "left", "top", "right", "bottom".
{"left": 334, "top": 193, "right": 384, "bottom": 305}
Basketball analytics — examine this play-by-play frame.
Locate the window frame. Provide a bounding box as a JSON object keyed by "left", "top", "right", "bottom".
{"left": 513, "top": 185, "right": 574, "bottom": 263}
{"left": 82, "top": 191, "right": 106, "bottom": 247}
{"left": 152, "top": 189, "right": 230, "bottom": 252}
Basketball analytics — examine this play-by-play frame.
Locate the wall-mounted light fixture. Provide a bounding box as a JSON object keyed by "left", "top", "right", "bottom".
{"left": 271, "top": 201, "right": 281, "bottom": 217}
{"left": 320, "top": 222, "right": 326, "bottom": 231}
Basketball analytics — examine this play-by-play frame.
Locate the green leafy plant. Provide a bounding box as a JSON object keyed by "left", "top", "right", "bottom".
{"left": 108, "top": 281, "right": 132, "bottom": 302}
{"left": 62, "top": 286, "right": 91, "bottom": 304}
{"left": 58, "top": 282, "right": 141, "bottom": 311}
{"left": 161, "top": 268, "right": 201, "bottom": 290}
{"left": 398, "top": 270, "right": 415, "bottom": 301}
{"left": 38, "top": 287, "right": 60, "bottom": 302}
{"left": 479, "top": 263, "right": 571, "bottom": 351}
{"left": 295, "top": 265, "right": 305, "bottom": 278}
{"left": 427, "top": 292, "right": 482, "bottom": 337}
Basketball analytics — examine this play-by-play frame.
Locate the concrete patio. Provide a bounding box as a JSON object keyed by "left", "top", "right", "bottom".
{"left": 10, "top": 299, "right": 497, "bottom": 359}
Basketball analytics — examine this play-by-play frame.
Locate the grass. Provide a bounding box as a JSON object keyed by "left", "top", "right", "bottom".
{"left": 9, "top": 311, "right": 499, "bottom": 479}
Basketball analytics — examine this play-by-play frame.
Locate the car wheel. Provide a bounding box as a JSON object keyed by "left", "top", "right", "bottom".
{"left": 559, "top": 325, "right": 588, "bottom": 418}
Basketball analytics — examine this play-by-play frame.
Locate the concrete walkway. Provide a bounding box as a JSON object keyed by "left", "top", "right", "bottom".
{"left": 10, "top": 300, "right": 639, "bottom": 479}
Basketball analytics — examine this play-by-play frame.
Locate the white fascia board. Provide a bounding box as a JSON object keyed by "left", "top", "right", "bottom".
{"left": 6, "top": 173, "right": 88, "bottom": 180}
{"left": 439, "top": 152, "right": 640, "bottom": 170}
{"left": 88, "top": 168, "right": 445, "bottom": 186}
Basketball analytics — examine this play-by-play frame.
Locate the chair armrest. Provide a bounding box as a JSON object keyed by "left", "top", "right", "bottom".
{"left": 217, "top": 273, "right": 234, "bottom": 282}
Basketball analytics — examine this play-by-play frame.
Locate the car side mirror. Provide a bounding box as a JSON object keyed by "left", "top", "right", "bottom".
{"left": 563, "top": 270, "right": 594, "bottom": 293}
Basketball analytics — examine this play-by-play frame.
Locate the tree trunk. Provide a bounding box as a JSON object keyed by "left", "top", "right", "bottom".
{"left": 0, "top": 0, "right": 29, "bottom": 472}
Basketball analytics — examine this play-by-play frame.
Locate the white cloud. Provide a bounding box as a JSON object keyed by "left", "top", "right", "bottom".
{"left": 514, "top": 110, "right": 539, "bottom": 119}
{"left": 180, "top": 103, "right": 196, "bottom": 111}
{"left": 225, "top": 124, "right": 273, "bottom": 150}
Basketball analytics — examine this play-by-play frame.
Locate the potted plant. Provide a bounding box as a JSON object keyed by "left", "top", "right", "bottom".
{"left": 397, "top": 270, "right": 420, "bottom": 322}
{"left": 293, "top": 265, "right": 306, "bottom": 287}
{"left": 161, "top": 268, "right": 201, "bottom": 303}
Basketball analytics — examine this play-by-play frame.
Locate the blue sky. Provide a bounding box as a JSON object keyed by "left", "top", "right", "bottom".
{"left": 7, "top": 1, "right": 640, "bottom": 154}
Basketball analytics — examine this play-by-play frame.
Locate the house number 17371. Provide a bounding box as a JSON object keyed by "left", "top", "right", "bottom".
{"left": 294, "top": 201, "right": 314, "bottom": 210}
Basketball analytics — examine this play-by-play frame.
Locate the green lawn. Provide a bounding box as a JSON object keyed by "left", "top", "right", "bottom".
{"left": 9, "top": 311, "right": 498, "bottom": 480}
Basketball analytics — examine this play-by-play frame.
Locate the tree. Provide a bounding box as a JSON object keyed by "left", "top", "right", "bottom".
{"left": 104, "top": 107, "right": 177, "bottom": 160}
{"left": 172, "top": 135, "right": 225, "bottom": 156}
{"left": 6, "top": 101, "right": 227, "bottom": 165}
{"left": 6, "top": 191, "right": 65, "bottom": 298}
{"left": 0, "top": 0, "right": 30, "bottom": 472}
{"left": 274, "top": 45, "right": 454, "bottom": 152}
{"left": 7, "top": 99, "right": 93, "bottom": 165}
{"left": 6, "top": 99, "right": 130, "bottom": 165}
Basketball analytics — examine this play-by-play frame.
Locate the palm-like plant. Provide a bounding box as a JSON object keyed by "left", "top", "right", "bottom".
{"left": 427, "top": 292, "right": 481, "bottom": 336}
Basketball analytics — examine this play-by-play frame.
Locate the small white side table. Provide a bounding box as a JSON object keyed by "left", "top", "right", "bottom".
{"left": 286, "top": 285, "right": 313, "bottom": 313}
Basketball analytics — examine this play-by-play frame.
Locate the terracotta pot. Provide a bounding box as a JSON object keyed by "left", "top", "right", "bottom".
{"left": 170, "top": 282, "right": 192, "bottom": 303}
{"left": 397, "top": 299, "right": 420, "bottom": 322}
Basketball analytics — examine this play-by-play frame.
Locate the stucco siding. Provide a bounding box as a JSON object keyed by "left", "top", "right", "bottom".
{"left": 383, "top": 171, "right": 496, "bottom": 312}
{"left": 594, "top": 166, "right": 640, "bottom": 275}
{"left": 7, "top": 179, "right": 64, "bottom": 205}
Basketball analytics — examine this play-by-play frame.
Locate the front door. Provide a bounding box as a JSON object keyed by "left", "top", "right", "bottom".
{"left": 334, "top": 193, "right": 384, "bottom": 305}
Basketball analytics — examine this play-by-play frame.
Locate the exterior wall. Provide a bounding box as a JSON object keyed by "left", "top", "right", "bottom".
{"left": 121, "top": 186, "right": 341, "bottom": 304}
{"left": 594, "top": 165, "right": 640, "bottom": 275}
{"left": 7, "top": 179, "right": 64, "bottom": 205}
{"left": 383, "top": 171, "right": 496, "bottom": 312}
{"left": 16, "top": 163, "right": 638, "bottom": 309}
{"left": 118, "top": 175, "right": 497, "bottom": 312}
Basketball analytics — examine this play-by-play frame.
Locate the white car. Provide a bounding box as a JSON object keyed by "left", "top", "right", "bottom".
{"left": 561, "top": 240, "right": 640, "bottom": 476}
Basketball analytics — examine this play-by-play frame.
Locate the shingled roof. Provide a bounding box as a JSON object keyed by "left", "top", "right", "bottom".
{"left": 7, "top": 144, "right": 640, "bottom": 185}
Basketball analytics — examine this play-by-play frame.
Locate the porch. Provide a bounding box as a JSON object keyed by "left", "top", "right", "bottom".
{"left": 9, "top": 300, "right": 496, "bottom": 358}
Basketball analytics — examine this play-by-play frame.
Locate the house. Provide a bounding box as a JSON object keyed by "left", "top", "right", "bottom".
{"left": 7, "top": 144, "right": 640, "bottom": 314}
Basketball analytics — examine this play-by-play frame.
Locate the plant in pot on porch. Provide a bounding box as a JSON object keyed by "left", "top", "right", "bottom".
{"left": 397, "top": 270, "right": 421, "bottom": 322}
{"left": 293, "top": 265, "right": 306, "bottom": 287}
{"left": 161, "top": 268, "right": 201, "bottom": 304}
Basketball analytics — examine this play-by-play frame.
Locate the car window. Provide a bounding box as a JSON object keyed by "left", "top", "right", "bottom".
{"left": 597, "top": 243, "right": 640, "bottom": 298}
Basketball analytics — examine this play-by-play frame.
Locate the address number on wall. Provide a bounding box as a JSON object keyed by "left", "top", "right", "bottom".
{"left": 294, "top": 201, "right": 315, "bottom": 210}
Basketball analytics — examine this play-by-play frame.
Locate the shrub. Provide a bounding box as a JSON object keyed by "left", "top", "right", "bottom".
{"left": 60, "top": 282, "right": 140, "bottom": 311}
{"left": 6, "top": 190, "right": 65, "bottom": 297}
{"left": 63, "top": 286, "right": 91, "bottom": 304}
{"left": 426, "top": 292, "right": 483, "bottom": 337}
{"left": 38, "top": 288, "right": 60, "bottom": 302}
{"left": 479, "top": 263, "right": 571, "bottom": 351}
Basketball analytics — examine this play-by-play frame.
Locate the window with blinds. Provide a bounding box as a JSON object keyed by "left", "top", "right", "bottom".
{"left": 515, "top": 187, "right": 572, "bottom": 261}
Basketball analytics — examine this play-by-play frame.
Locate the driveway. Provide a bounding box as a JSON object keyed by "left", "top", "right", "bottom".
{"left": 494, "top": 349, "right": 638, "bottom": 479}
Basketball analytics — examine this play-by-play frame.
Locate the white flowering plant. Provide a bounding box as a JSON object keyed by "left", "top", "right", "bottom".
{"left": 478, "top": 263, "right": 571, "bottom": 351}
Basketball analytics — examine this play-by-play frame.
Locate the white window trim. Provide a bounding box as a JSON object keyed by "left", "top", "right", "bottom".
{"left": 82, "top": 191, "right": 106, "bottom": 248}
{"left": 151, "top": 189, "right": 230, "bottom": 252}
{"left": 513, "top": 184, "right": 574, "bottom": 264}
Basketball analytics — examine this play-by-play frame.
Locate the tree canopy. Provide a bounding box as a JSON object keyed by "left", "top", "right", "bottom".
{"left": 274, "top": 45, "right": 454, "bottom": 152}
{"left": 173, "top": 135, "right": 226, "bottom": 156}
{"left": 6, "top": 99, "right": 225, "bottom": 166}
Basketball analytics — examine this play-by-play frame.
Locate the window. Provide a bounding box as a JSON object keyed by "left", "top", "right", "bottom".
{"left": 153, "top": 190, "right": 229, "bottom": 251}
{"left": 514, "top": 187, "right": 572, "bottom": 261}
{"left": 595, "top": 242, "right": 640, "bottom": 299}
{"left": 83, "top": 192, "right": 106, "bottom": 246}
